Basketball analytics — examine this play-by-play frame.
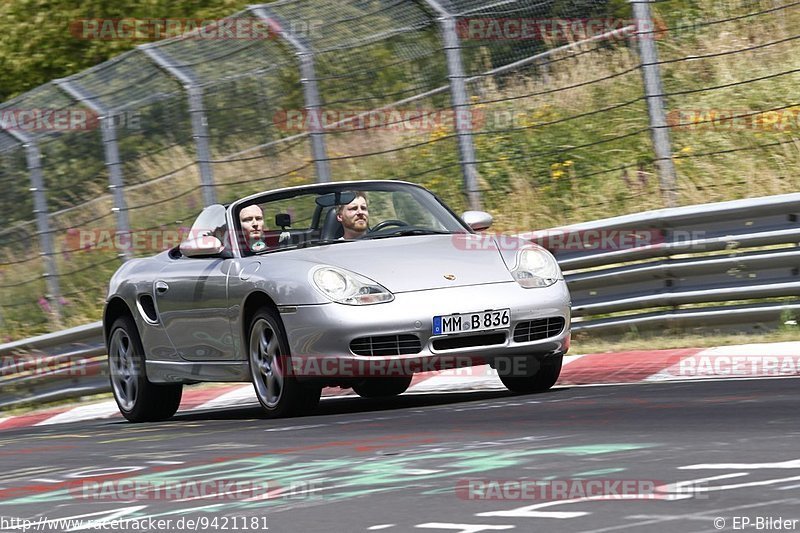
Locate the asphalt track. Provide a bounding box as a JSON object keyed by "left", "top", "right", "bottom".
{"left": 0, "top": 377, "right": 799, "bottom": 533}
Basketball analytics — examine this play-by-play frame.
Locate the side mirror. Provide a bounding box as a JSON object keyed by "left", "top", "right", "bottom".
{"left": 462, "top": 210, "right": 493, "bottom": 231}
{"left": 180, "top": 235, "right": 225, "bottom": 258}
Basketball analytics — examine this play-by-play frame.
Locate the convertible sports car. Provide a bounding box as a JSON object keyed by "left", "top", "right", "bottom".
{"left": 103, "top": 180, "right": 571, "bottom": 421}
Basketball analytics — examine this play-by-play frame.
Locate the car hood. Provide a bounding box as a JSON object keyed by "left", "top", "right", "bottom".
{"left": 286, "top": 234, "right": 516, "bottom": 292}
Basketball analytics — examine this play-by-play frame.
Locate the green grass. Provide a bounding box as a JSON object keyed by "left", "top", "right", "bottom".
{"left": 571, "top": 327, "right": 800, "bottom": 355}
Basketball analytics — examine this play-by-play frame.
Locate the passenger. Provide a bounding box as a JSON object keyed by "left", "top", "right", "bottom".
{"left": 239, "top": 204, "right": 267, "bottom": 252}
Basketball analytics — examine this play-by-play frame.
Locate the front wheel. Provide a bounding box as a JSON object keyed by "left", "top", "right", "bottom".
{"left": 107, "top": 316, "right": 182, "bottom": 422}
{"left": 499, "top": 355, "right": 563, "bottom": 394}
{"left": 248, "top": 309, "right": 321, "bottom": 417}
{"left": 352, "top": 375, "right": 413, "bottom": 398}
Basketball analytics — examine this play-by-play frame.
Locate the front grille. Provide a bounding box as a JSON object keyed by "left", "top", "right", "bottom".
{"left": 350, "top": 334, "right": 422, "bottom": 356}
{"left": 432, "top": 332, "right": 507, "bottom": 351}
{"left": 513, "top": 317, "right": 566, "bottom": 342}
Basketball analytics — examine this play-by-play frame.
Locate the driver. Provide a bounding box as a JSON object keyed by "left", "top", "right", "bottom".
{"left": 239, "top": 204, "right": 267, "bottom": 252}
{"left": 336, "top": 192, "right": 369, "bottom": 239}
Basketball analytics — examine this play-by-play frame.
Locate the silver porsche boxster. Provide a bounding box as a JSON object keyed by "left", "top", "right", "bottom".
{"left": 103, "top": 180, "right": 571, "bottom": 421}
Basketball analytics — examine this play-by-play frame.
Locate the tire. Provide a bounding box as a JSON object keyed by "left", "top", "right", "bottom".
{"left": 107, "top": 315, "right": 182, "bottom": 422}
{"left": 352, "top": 375, "right": 413, "bottom": 398}
{"left": 498, "top": 355, "right": 563, "bottom": 394}
{"left": 248, "top": 308, "right": 322, "bottom": 417}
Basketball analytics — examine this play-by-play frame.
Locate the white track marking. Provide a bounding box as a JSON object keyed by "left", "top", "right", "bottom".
{"left": 36, "top": 400, "right": 121, "bottom": 425}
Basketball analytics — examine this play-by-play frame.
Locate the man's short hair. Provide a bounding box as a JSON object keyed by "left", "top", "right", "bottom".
{"left": 336, "top": 191, "right": 367, "bottom": 215}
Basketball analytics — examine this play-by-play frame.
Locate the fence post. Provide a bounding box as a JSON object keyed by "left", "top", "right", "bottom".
{"left": 421, "top": 0, "right": 481, "bottom": 211}
{"left": 631, "top": 0, "right": 678, "bottom": 208}
{"left": 140, "top": 45, "right": 217, "bottom": 206}
{"left": 4, "top": 128, "right": 63, "bottom": 324}
{"left": 250, "top": 6, "right": 331, "bottom": 183}
{"left": 54, "top": 79, "right": 133, "bottom": 261}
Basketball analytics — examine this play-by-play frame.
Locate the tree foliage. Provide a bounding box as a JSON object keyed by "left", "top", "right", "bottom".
{"left": 0, "top": 0, "right": 252, "bottom": 101}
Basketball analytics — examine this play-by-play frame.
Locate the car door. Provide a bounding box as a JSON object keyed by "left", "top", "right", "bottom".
{"left": 155, "top": 205, "right": 237, "bottom": 361}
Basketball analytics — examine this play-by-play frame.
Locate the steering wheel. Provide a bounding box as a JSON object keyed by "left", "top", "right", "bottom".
{"left": 370, "top": 219, "right": 409, "bottom": 232}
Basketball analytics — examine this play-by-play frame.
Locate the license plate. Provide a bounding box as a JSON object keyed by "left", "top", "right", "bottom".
{"left": 433, "top": 309, "right": 510, "bottom": 335}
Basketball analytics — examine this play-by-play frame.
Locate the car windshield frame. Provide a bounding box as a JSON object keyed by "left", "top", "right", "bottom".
{"left": 227, "top": 181, "right": 471, "bottom": 257}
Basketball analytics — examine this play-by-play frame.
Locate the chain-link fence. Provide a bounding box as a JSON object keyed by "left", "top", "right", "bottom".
{"left": 1, "top": 0, "right": 799, "bottom": 339}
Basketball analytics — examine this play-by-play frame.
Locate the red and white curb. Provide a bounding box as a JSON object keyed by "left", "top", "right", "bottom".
{"left": 1, "top": 342, "right": 797, "bottom": 431}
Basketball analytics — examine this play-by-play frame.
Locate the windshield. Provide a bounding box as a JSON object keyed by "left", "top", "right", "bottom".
{"left": 185, "top": 204, "right": 228, "bottom": 244}
{"left": 232, "top": 182, "right": 469, "bottom": 254}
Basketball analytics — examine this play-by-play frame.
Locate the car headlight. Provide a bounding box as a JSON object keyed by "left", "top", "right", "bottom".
{"left": 511, "top": 247, "right": 561, "bottom": 288}
{"left": 312, "top": 266, "right": 394, "bottom": 305}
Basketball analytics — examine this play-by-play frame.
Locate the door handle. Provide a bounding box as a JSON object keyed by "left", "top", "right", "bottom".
{"left": 155, "top": 281, "right": 169, "bottom": 294}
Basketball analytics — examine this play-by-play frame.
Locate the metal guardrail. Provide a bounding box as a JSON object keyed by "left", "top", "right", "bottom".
{"left": 537, "top": 192, "right": 800, "bottom": 335}
{"left": 1, "top": 193, "right": 798, "bottom": 410}
{"left": 0, "top": 322, "right": 106, "bottom": 410}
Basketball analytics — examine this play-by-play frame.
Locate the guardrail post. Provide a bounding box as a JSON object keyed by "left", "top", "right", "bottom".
{"left": 421, "top": 0, "right": 482, "bottom": 211}
{"left": 139, "top": 45, "right": 217, "bottom": 206}
{"left": 631, "top": 0, "right": 678, "bottom": 208}
{"left": 4, "top": 128, "right": 63, "bottom": 324}
{"left": 54, "top": 79, "right": 133, "bottom": 261}
{"left": 250, "top": 6, "right": 331, "bottom": 183}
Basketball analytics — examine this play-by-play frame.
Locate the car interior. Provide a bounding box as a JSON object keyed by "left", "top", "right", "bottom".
{"left": 173, "top": 188, "right": 451, "bottom": 258}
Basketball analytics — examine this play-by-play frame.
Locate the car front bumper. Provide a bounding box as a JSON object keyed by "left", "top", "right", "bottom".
{"left": 280, "top": 280, "right": 570, "bottom": 380}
